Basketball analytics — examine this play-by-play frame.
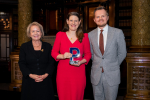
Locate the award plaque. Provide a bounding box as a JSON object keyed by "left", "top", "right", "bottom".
{"left": 69, "top": 47, "right": 80, "bottom": 64}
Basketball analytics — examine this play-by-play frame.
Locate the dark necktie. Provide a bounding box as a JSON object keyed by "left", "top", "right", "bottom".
{"left": 99, "top": 30, "right": 104, "bottom": 55}
{"left": 99, "top": 30, "right": 104, "bottom": 73}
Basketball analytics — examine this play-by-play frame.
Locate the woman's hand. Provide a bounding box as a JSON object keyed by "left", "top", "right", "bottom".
{"left": 29, "top": 74, "right": 43, "bottom": 82}
{"left": 71, "top": 60, "right": 81, "bottom": 67}
{"left": 63, "top": 52, "right": 72, "bottom": 59}
{"left": 56, "top": 52, "right": 72, "bottom": 59}
{"left": 71, "top": 59, "right": 87, "bottom": 67}
{"left": 41, "top": 73, "right": 49, "bottom": 80}
{"left": 29, "top": 74, "right": 39, "bottom": 80}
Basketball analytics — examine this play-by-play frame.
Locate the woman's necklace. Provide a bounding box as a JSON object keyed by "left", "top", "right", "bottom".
{"left": 33, "top": 42, "right": 41, "bottom": 47}
{"left": 67, "top": 32, "right": 76, "bottom": 40}
{"left": 33, "top": 45, "right": 40, "bottom": 47}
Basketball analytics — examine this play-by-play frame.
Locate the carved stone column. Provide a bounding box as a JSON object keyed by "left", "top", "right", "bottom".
{"left": 125, "top": 0, "right": 150, "bottom": 99}
{"left": 9, "top": 0, "right": 32, "bottom": 92}
{"left": 18, "top": 0, "right": 32, "bottom": 46}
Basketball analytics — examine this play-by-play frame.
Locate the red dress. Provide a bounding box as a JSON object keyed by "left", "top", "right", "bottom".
{"left": 51, "top": 31, "right": 91, "bottom": 100}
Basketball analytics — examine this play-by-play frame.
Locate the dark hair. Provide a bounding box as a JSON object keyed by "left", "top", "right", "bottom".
{"left": 62, "top": 12, "right": 84, "bottom": 43}
{"left": 94, "top": 6, "right": 109, "bottom": 16}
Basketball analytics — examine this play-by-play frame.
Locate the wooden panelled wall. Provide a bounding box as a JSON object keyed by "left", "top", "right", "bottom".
{"left": 32, "top": 0, "right": 113, "bottom": 35}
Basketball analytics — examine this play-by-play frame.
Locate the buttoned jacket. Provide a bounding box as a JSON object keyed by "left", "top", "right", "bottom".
{"left": 88, "top": 26, "right": 127, "bottom": 86}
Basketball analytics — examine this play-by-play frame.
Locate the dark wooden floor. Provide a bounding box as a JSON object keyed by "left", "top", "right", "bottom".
{"left": 0, "top": 89, "right": 125, "bottom": 100}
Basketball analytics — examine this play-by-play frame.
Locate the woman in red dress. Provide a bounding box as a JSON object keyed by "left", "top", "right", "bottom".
{"left": 51, "top": 12, "right": 91, "bottom": 100}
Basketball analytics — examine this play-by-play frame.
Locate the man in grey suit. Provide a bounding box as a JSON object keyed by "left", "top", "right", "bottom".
{"left": 88, "top": 6, "right": 126, "bottom": 100}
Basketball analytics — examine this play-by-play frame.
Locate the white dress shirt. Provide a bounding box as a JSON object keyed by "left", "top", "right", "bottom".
{"left": 97, "top": 24, "right": 108, "bottom": 51}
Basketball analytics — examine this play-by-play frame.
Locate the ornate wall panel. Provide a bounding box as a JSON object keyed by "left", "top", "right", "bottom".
{"left": 125, "top": 53, "right": 150, "bottom": 99}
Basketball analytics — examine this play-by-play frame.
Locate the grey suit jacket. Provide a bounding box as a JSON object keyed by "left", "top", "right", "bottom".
{"left": 88, "top": 26, "right": 127, "bottom": 86}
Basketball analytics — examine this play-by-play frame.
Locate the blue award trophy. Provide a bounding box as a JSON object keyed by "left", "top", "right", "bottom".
{"left": 69, "top": 47, "right": 80, "bottom": 64}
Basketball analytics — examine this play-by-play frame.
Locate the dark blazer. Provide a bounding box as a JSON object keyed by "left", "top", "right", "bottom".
{"left": 18, "top": 40, "right": 55, "bottom": 100}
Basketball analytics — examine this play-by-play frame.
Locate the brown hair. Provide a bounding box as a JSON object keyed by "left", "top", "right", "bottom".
{"left": 94, "top": 6, "right": 109, "bottom": 16}
{"left": 62, "top": 12, "right": 84, "bottom": 43}
{"left": 27, "top": 22, "right": 44, "bottom": 38}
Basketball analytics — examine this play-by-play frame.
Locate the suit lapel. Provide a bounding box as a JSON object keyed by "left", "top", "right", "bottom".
{"left": 92, "top": 28, "right": 103, "bottom": 56}
{"left": 104, "top": 26, "right": 114, "bottom": 56}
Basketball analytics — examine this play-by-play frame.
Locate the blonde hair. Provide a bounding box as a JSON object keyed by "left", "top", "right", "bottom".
{"left": 27, "top": 22, "right": 44, "bottom": 38}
